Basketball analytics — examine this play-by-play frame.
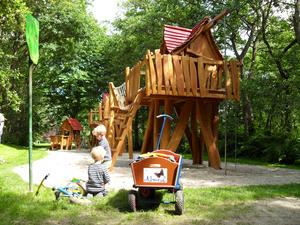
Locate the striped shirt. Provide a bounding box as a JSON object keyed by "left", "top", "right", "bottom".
{"left": 86, "top": 162, "right": 110, "bottom": 194}
{"left": 99, "top": 137, "right": 112, "bottom": 162}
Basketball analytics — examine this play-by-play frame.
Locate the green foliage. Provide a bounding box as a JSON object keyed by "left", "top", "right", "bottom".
{"left": 1, "top": 0, "right": 300, "bottom": 166}
{"left": 239, "top": 134, "right": 300, "bottom": 164}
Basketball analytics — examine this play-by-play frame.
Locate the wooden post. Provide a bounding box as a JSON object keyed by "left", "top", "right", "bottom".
{"left": 191, "top": 102, "right": 201, "bottom": 164}
{"left": 167, "top": 101, "right": 192, "bottom": 151}
{"left": 196, "top": 100, "right": 221, "bottom": 169}
{"left": 141, "top": 101, "right": 154, "bottom": 153}
{"left": 128, "top": 123, "right": 133, "bottom": 159}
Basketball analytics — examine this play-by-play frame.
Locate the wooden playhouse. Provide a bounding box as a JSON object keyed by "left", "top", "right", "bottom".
{"left": 50, "top": 118, "right": 83, "bottom": 150}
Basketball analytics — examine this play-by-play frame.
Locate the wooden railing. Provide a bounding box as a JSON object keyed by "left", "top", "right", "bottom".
{"left": 125, "top": 61, "right": 142, "bottom": 103}
{"left": 144, "top": 51, "right": 240, "bottom": 100}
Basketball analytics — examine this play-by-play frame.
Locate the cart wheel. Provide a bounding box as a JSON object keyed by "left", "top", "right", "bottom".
{"left": 128, "top": 190, "right": 138, "bottom": 212}
{"left": 138, "top": 188, "right": 155, "bottom": 199}
{"left": 175, "top": 190, "right": 184, "bottom": 215}
{"left": 55, "top": 191, "right": 61, "bottom": 200}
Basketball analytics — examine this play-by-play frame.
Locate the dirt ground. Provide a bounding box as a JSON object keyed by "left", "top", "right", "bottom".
{"left": 13, "top": 150, "right": 300, "bottom": 225}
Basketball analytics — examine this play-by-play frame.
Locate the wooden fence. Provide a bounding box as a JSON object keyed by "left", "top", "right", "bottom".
{"left": 125, "top": 50, "right": 240, "bottom": 102}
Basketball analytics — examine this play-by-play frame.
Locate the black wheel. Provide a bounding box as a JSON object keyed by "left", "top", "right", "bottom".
{"left": 128, "top": 190, "right": 138, "bottom": 212}
{"left": 175, "top": 190, "right": 184, "bottom": 215}
{"left": 55, "top": 191, "right": 61, "bottom": 200}
{"left": 138, "top": 188, "right": 155, "bottom": 199}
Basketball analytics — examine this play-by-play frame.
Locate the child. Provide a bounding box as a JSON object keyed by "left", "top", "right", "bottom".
{"left": 0, "top": 113, "right": 5, "bottom": 143}
{"left": 92, "top": 124, "right": 112, "bottom": 169}
{"left": 85, "top": 146, "right": 110, "bottom": 197}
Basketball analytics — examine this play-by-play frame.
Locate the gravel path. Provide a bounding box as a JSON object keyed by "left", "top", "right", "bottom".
{"left": 13, "top": 149, "right": 300, "bottom": 190}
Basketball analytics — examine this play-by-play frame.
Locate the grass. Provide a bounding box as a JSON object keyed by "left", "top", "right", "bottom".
{"left": 1, "top": 144, "right": 300, "bottom": 224}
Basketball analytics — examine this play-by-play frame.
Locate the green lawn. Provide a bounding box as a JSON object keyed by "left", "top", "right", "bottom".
{"left": 1, "top": 144, "right": 300, "bottom": 225}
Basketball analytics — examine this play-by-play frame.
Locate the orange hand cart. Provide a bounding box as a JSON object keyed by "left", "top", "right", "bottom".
{"left": 128, "top": 115, "right": 184, "bottom": 215}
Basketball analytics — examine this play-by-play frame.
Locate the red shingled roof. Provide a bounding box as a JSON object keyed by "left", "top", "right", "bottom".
{"left": 68, "top": 118, "right": 82, "bottom": 131}
{"left": 162, "top": 17, "right": 210, "bottom": 53}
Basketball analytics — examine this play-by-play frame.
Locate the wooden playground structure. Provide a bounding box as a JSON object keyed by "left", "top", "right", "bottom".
{"left": 88, "top": 10, "right": 241, "bottom": 169}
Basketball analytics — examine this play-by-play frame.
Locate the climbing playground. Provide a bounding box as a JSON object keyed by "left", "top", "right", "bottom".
{"left": 88, "top": 10, "right": 241, "bottom": 170}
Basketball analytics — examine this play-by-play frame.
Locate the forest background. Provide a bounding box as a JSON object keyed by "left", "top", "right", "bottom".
{"left": 1, "top": 0, "right": 300, "bottom": 165}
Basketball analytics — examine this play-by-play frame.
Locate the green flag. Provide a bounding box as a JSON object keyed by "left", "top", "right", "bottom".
{"left": 25, "top": 14, "right": 39, "bottom": 65}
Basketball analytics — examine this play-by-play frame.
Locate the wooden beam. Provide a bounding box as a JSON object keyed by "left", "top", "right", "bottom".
{"left": 167, "top": 101, "right": 193, "bottom": 151}
{"left": 191, "top": 102, "right": 201, "bottom": 164}
{"left": 196, "top": 100, "right": 221, "bottom": 169}
{"left": 128, "top": 123, "right": 133, "bottom": 159}
{"left": 203, "top": 9, "right": 229, "bottom": 32}
{"left": 141, "top": 100, "right": 155, "bottom": 153}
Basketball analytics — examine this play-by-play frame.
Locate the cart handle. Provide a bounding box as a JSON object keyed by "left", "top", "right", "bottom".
{"left": 156, "top": 114, "right": 173, "bottom": 149}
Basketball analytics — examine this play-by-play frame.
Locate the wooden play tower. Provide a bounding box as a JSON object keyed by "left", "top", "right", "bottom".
{"left": 88, "top": 10, "right": 241, "bottom": 169}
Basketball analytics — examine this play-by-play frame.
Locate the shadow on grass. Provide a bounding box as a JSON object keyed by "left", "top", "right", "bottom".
{"left": 106, "top": 189, "right": 163, "bottom": 212}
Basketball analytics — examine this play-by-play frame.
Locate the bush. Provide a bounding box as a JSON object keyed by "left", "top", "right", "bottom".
{"left": 239, "top": 134, "right": 300, "bottom": 164}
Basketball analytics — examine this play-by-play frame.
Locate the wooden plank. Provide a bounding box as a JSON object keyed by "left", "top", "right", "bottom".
{"left": 163, "top": 55, "right": 171, "bottom": 95}
{"left": 225, "top": 61, "right": 233, "bottom": 99}
{"left": 230, "top": 60, "right": 240, "bottom": 100}
{"left": 197, "top": 57, "right": 206, "bottom": 97}
{"left": 236, "top": 62, "right": 240, "bottom": 100}
{"left": 230, "top": 61, "right": 236, "bottom": 98}
{"left": 134, "top": 62, "right": 141, "bottom": 96}
{"left": 168, "top": 55, "right": 177, "bottom": 95}
{"left": 167, "top": 101, "right": 192, "bottom": 151}
{"left": 148, "top": 51, "right": 157, "bottom": 94}
{"left": 217, "top": 64, "right": 224, "bottom": 89}
{"left": 173, "top": 55, "right": 185, "bottom": 96}
{"left": 182, "top": 56, "right": 191, "bottom": 96}
{"left": 107, "top": 82, "right": 116, "bottom": 148}
{"left": 208, "top": 65, "right": 218, "bottom": 90}
{"left": 155, "top": 50, "right": 163, "bottom": 94}
{"left": 145, "top": 53, "right": 151, "bottom": 96}
{"left": 125, "top": 67, "right": 130, "bottom": 104}
{"left": 189, "top": 58, "right": 197, "bottom": 96}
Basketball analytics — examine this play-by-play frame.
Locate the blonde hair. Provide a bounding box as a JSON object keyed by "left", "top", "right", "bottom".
{"left": 91, "top": 146, "right": 106, "bottom": 162}
{"left": 92, "top": 124, "right": 107, "bottom": 136}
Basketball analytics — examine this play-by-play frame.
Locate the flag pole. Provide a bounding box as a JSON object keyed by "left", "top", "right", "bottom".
{"left": 28, "top": 63, "right": 35, "bottom": 192}
{"left": 25, "top": 14, "right": 39, "bottom": 192}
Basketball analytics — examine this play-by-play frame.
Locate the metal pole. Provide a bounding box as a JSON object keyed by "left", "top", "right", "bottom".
{"left": 156, "top": 117, "right": 166, "bottom": 150}
{"left": 29, "top": 63, "right": 34, "bottom": 192}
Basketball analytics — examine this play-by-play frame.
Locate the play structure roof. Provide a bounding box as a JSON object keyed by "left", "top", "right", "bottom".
{"left": 67, "top": 118, "right": 82, "bottom": 131}
{"left": 161, "top": 17, "right": 210, "bottom": 53}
